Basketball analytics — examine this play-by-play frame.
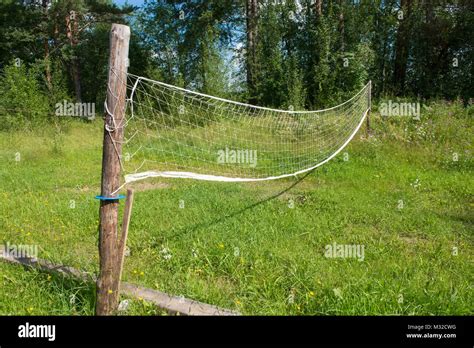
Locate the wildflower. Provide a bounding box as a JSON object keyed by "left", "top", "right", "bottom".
{"left": 410, "top": 178, "right": 421, "bottom": 189}
{"left": 308, "top": 291, "right": 315, "bottom": 298}
{"left": 218, "top": 243, "right": 224, "bottom": 249}
{"left": 288, "top": 289, "right": 296, "bottom": 304}
{"left": 161, "top": 247, "right": 172, "bottom": 260}
{"left": 108, "top": 289, "right": 113, "bottom": 294}
{"left": 140, "top": 271, "right": 144, "bottom": 276}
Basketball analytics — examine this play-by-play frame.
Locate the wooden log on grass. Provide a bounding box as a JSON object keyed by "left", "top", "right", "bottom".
{"left": 120, "top": 283, "right": 239, "bottom": 316}
{"left": 0, "top": 245, "right": 94, "bottom": 282}
{"left": 0, "top": 247, "right": 239, "bottom": 316}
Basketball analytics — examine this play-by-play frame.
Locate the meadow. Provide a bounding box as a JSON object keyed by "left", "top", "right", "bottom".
{"left": 0, "top": 101, "right": 472, "bottom": 315}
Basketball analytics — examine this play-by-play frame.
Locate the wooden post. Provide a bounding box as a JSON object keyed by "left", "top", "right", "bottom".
{"left": 96, "top": 23, "right": 130, "bottom": 316}
{"left": 366, "top": 80, "right": 372, "bottom": 136}
{"left": 117, "top": 189, "right": 134, "bottom": 285}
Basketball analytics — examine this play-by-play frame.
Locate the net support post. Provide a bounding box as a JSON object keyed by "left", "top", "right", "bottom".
{"left": 96, "top": 23, "right": 130, "bottom": 316}
{"left": 117, "top": 189, "right": 134, "bottom": 287}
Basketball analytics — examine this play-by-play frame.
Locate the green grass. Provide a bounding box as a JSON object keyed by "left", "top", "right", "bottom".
{"left": 0, "top": 100, "right": 473, "bottom": 315}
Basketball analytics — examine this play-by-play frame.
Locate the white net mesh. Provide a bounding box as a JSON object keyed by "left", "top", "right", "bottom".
{"left": 116, "top": 72, "right": 370, "bottom": 188}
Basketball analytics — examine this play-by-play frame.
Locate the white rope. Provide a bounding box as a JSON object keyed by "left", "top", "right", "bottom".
{"left": 128, "top": 73, "right": 370, "bottom": 114}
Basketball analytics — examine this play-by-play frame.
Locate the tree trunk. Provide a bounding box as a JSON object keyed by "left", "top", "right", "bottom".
{"left": 246, "top": 0, "right": 258, "bottom": 103}
{"left": 66, "top": 11, "right": 82, "bottom": 102}
{"left": 393, "top": 0, "right": 412, "bottom": 94}
{"left": 314, "top": 0, "right": 322, "bottom": 18}
{"left": 338, "top": 1, "right": 344, "bottom": 52}
{"left": 42, "top": 0, "right": 52, "bottom": 91}
{"left": 44, "top": 39, "right": 52, "bottom": 91}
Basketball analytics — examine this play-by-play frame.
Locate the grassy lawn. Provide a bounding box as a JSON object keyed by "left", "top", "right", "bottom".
{"left": 0, "top": 101, "right": 472, "bottom": 315}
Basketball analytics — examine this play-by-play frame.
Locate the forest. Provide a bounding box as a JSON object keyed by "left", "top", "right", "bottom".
{"left": 0, "top": 0, "right": 472, "bottom": 129}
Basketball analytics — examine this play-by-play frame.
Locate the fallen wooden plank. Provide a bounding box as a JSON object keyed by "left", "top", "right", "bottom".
{"left": 0, "top": 245, "right": 239, "bottom": 316}
{"left": 0, "top": 245, "right": 95, "bottom": 282}
{"left": 120, "top": 282, "right": 239, "bottom": 316}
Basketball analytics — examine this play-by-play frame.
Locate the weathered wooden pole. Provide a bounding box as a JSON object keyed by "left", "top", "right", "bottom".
{"left": 117, "top": 188, "right": 134, "bottom": 285}
{"left": 96, "top": 23, "right": 130, "bottom": 316}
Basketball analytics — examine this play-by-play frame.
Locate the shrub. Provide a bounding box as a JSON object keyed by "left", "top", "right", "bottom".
{"left": 0, "top": 61, "right": 50, "bottom": 131}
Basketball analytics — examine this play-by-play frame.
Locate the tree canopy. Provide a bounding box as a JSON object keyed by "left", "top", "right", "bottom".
{"left": 0, "top": 0, "right": 471, "bottom": 118}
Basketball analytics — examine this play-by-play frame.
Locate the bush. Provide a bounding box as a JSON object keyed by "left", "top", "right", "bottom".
{"left": 0, "top": 61, "right": 50, "bottom": 131}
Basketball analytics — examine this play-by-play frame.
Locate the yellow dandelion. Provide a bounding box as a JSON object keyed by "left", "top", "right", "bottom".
{"left": 47, "top": 275, "right": 52, "bottom": 281}
{"left": 140, "top": 271, "right": 144, "bottom": 276}
{"left": 107, "top": 289, "right": 113, "bottom": 294}
{"left": 308, "top": 291, "right": 315, "bottom": 297}
{"left": 218, "top": 243, "right": 224, "bottom": 249}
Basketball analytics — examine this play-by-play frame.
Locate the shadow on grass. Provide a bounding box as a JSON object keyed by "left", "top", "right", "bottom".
{"left": 437, "top": 211, "right": 474, "bottom": 230}
{"left": 165, "top": 169, "right": 315, "bottom": 241}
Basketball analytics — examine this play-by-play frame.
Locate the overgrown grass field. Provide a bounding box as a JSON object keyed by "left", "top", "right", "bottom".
{"left": 0, "top": 101, "right": 472, "bottom": 315}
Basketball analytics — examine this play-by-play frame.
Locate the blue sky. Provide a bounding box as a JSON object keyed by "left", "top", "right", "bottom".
{"left": 113, "top": 0, "right": 145, "bottom": 7}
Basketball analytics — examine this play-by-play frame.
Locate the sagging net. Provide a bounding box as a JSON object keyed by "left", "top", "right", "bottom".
{"left": 114, "top": 72, "right": 370, "bottom": 188}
